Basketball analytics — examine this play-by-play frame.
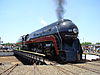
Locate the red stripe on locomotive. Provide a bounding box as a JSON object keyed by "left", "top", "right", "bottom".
{"left": 26, "top": 35, "right": 59, "bottom": 55}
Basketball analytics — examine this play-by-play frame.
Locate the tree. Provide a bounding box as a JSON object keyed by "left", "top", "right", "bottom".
{"left": 81, "top": 42, "right": 92, "bottom": 46}
{"left": 96, "top": 42, "right": 100, "bottom": 44}
{"left": 1, "top": 43, "right": 14, "bottom": 46}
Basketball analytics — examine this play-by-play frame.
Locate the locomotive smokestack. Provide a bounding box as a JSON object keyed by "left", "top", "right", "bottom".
{"left": 55, "top": 0, "right": 66, "bottom": 20}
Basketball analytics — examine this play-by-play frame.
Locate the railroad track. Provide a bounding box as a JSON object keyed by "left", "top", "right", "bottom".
{"left": 14, "top": 49, "right": 100, "bottom": 74}
{"left": 14, "top": 49, "right": 46, "bottom": 65}
{"left": 50, "top": 64, "right": 77, "bottom": 75}
{"left": 95, "top": 61, "right": 100, "bottom": 63}
{"left": 86, "top": 62, "right": 100, "bottom": 66}
{"left": 34, "top": 59, "right": 77, "bottom": 75}
{"left": 33, "top": 63, "right": 44, "bottom": 75}
{"left": 0, "top": 64, "right": 18, "bottom": 75}
{"left": 14, "top": 49, "right": 60, "bottom": 65}
{"left": 69, "top": 64, "right": 100, "bottom": 74}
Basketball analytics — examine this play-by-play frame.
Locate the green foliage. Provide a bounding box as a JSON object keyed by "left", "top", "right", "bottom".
{"left": 1, "top": 43, "right": 14, "bottom": 46}
{"left": 81, "top": 42, "right": 92, "bottom": 46}
{"left": 96, "top": 42, "right": 100, "bottom": 44}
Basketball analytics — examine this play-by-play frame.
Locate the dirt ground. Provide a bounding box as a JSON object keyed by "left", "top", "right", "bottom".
{"left": 0, "top": 56, "right": 22, "bottom": 65}
{"left": 0, "top": 56, "right": 100, "bottom": 75}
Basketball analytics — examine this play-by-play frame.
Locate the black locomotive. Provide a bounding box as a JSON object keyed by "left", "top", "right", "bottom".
{"left": 16, "top": 19, "right": 83, "bottom": 63}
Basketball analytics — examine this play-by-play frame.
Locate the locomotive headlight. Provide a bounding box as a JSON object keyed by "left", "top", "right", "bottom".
{"left": 73, "top": 28, "right": 78, "bottom": 33}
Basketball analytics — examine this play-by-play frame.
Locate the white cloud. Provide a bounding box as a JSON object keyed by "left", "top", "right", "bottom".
{"left": 40, "top": 19, "right": 47, "bottom": 26}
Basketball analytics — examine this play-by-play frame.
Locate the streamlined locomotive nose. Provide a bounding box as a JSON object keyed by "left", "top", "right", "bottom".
{"left": 59, "top": 20, "right": 79, "bottom": 40}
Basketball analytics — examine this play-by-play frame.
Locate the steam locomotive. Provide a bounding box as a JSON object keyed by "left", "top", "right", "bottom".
{"left": 15, "top": 19, "right": 83, "bottom": 63}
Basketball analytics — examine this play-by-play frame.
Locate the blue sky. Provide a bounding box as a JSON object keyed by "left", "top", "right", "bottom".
{"left": 0, "top": 0, "right": 100, "bottom": 43}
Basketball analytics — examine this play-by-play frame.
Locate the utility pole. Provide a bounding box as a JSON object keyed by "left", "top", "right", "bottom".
{"left": 0, "top": 37, "right": 1, "bottom": 45}
{"left": 0, "top": 37, "right": 3, "bottom": 44}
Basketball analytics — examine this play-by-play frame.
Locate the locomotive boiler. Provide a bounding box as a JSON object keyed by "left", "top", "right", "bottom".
{"left": 16, "top": 19, "right": 83, "bottom": 63}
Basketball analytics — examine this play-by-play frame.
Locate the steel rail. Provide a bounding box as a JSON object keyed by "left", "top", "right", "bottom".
{"left": 51, "top": 64, "right": 77, "bottom": 75}
{"left": 33, "top": 63, "right": 43, "bottom": 75}
{"left": 71, "top": 64, "right": 100, "bottom": 74}
{"left": 86, "top": 62, "right": 100, "bottom": 66}
{"left": 0, "top": 64, "right": 18, "bottom": 75}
